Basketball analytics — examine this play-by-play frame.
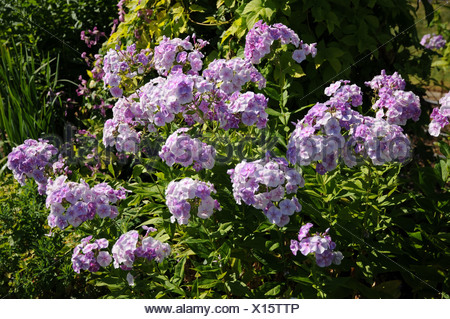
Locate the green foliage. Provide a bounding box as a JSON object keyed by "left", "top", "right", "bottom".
{"left": 0, "top": 0, "right": 117, "bottom": 59}
{"left": 428, "top": 4, "right": 450, "bottom": 89}
{"left": 1, "top": 0, "right": 449, "bottom": 300}
{"left": 0, "top": 0, "right": 118, "bottom": 109}
{"left": 0, "top": 174, "right": 107, "bottom": 298}
{"left": 103, "top": 0, "right": 435, "bottom": 115}
{"left": 218, "top": 0, "right": 432, "bottom": 107}
{"left": 82, "top": 123, "right": 449, "bottom": 299}
{"left": 0, "top": 39, "right": 62, "bottom": 155}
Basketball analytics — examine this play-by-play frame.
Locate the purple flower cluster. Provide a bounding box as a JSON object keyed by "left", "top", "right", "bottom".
{"left": 324, "top": 80, "right": 363, "bottom": 109}
{"left": 80, "top": 26, "right": 105, "bottom": 48}
{"left": 103, "top": 119, "right": 141, "bottom": 153}
{"left": 159, "top": 128, "right": 216, "bottom": 171}
{"left": 244, "top": 20, "right": 316, "bottom": 64}
{"left": 45, "top": 176, "right": 127, "bottom": 229}
{"left": 90, "top": 54, "right": 105, "bottom": 81}
{"left": 102, "top": 72, "right": 206, "bottom": 153}
{"left": 76, "top": 75, "right": 90, "bottom": 97}
{"left": 420, "top": 34, "right": 446, "bottom": 50}
{"left": 72, "top": 236, "right": 112, "bottom": 273}
{"left": 292, "top": 42, "right": 317, "bottom": 63}
{"left": 153, "top": 35, "right": 208, "bottom": 76}
{"left": 52, "top": 155, "right": 71, "bottom": 175}
{"left": 225, "top": 91, "right": 269, "bottom": 129}
{"left": 7, "top": 139, "right": 59, "bottom": 195}
{"left": 348, "top": 117, "right": 411, "bottom": 166}
{"left": 364, "top": 70, "right": 405, "bottom": 91}
{"left": 429, "top": 91, "right": 450, "bottom": 137}
{"left": 165, "top": 178, "right": 221, "bottom": 225}
{"left": 365, "top": 70, "right": 421, "bottom": 126}
{"left": 202, "top": 58, "right": 266, "bottom": 95}
{"left": 290, "top": 223, "right": 343, "bottom": 267}
{"left": 102, "top": 43, "right": 152, "bottom": 97}
{"left": 287, "top": 82, "right": 364, "bottom": 174}
{"left": 117, "top": 0, "right": 126, "bottom": 22}
{"left": 102, "top": 66, "right": 271, "bottom": 153}
{"left": 227, "top": 154, "right": 304, "bottom": 227}
{"left": 288, "top": 80, "right": 412, "bottom": 173}
{"left": 111, "top": 229, "right": 171, "bottom": 270}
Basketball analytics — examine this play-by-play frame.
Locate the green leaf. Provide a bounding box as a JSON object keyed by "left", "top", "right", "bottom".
{"left": 439, "top": 142, "right": 450, "bottom": 158}
{"left": 365, "top": 15, "right": 379, "bottom": 28}
{"left": 225, "top": 280, "right": 252, "bottom": 297}
{"left": 325, "top": 11, "right": 339, "bottom": 33}
{"left": 108, "top": 163, "right": 115, "bottom": 178}
{"left": 184, "top": 238, "right": 212, "bottom": 258}
{"left": 408, "top": 231, "right": 423, "bottom": 242}
{"left": 242, "top": 0, "right": 262, "bottom": 15}
{"left": 132, "top": 164, "right": 146, "bottom": 178}
{"left": 173, "top": 256, "right": 187, "bottom": 285}
{"left": 440, "top": 159, "right": 449, "bottom": 181}
{"left": 371, "top": 280, "right": 402, "bottom": 298}
{"left": 287, "top": 276, "right": 313, "bottom": 285}
{"left": 264, "top": 87, "right": 280, "bottom": 101}
{"left": 264, "top": 284, "right": 281, "bottom": 296}
{"left": 198, "top": 279, "right": 221, "bottom": 289}
{"left": 422, "top": 0, "right": 435, "bottom": 24}
{"left": 326, "top": 47, "right": 345, "bottom": 59}
{"left": 265, "top": 108, "right": 282, "bottom": 117}
{"left": 189, "top": 4, "right": 206, "bottom": 12}
{"left": 328, "top": 58, "right": 342, "bottom": 73}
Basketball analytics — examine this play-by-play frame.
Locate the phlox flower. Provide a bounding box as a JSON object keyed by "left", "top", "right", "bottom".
{"left": 45, "top": 177, "right": 127, "bottom": 230}
{"left": 366, "top": 70, "right": 420, "bottom": 126}
{"left": 291, "top": 223, "right": 343, "bottom": 268}
{"left": 159, "top": 128, "right": 216, "bottom": 171}
{"left": 228, "top": 153, "right": 303, "bottom": 227}
{"left": 165, "top": 178, "right": 220, "bottom": 225}
{"left": 429, "top": 91, "right": 450, "bottom": 137}
{"left": 72, "top": 236, "right": 112, "bottom": 273}
{"left": 420, "top": 33, "right": 446, "bottom": 50}
{"left": 244, "top": 20, "right": 316, "bottom": 65}
{"left": 7, "top": 139, "right": 60, "bottom": 195}
{"left": 112, "top": 229, "right": 171, "bottom": 271}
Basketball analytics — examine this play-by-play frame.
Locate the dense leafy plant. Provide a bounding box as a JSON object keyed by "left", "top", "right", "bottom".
{"left": 0, "top": 39, "right": 62, "bottom": 155}
{"left": 0, "top": 0, "right": 119, "bottom": 156}
{"left": 422, "top": 2, "right": 450, "bottom": 89}
{"left": 1, "top": 0, "right": 449, "bottom": 300}
{"left": 104, "top": 0, "right": 435, "bottom": 107}
{"left": 0, "top": 174, "right": 107, "bottom": 298}
{"left": 0, "top": 0, "right": 117, "bottom": 73}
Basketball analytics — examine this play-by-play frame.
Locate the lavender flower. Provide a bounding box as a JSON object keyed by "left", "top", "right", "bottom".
{"left": 228, "top": 153, "right": 304, "bottom": 227}
{"left": 153, "top": 35, "right": 208, "bottom": 75}
{"left": 72, "top": 236, "right": 112, "bottom": 273}
{"left": 165, "top": 178, "right": 221, "bottom": 225}
{"left": 111, "top": 229, "right": 171, "bottom": 270}
{"left": 244, "top": 20, "right": 316, "bottom": 64}
{"left": 224, "top": 91, "right": 269, "bottom": 129}
{"left": 102, "top": 44, "right": 152, "bottom": 97}
{"left": 420, "top": 34, "right": 446, "bottom": 50}
{"left": 365, "top": 70, "right": 421, "bottom": 126}
{"left": 202, "top": 58, "right": 266, "bottom": 94}
{"left": 287, "top": 94, "right": 361, "bottom": 174}
{"left": 80, "top": 26, "right": 105, "bottom": 48}
{"left": 290, "top": 223, "right": 343, "bottom": 267}
{"left": 348, "top": 117, "right": 411, "bottom": 166}
{"left": 288, "top": 79, "right": 412, "bottom": 173}
{"left": 159, "top": 128, "right": 216, "bottom": 171}
{"left": 45, "top": 176, "right": 127, "bottom": 229}
{"left": 7, "top": 139, "right": 59, "bottom": 195}
{"left": 429, "top": 91, "right": 450, "bottom": 137}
